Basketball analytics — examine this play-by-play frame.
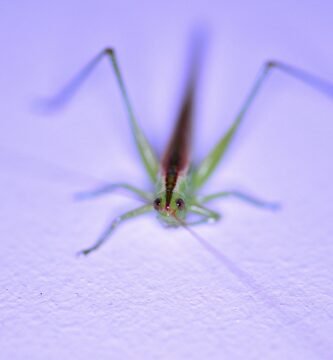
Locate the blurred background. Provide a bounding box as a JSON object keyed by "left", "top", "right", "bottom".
{"left": 1, "top": 1, "right": 333, "bottom": 359}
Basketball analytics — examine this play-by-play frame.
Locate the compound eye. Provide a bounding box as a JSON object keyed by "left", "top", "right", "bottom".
{"left": 153, "top": 198, "right": 162, "bottom": 210}
{"left": 176, "top": 198, "right": 185, "bottom": 210}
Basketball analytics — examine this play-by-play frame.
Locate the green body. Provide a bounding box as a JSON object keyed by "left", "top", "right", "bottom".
{"left": 47, "top": 47, "right": 333, "bottom": 254}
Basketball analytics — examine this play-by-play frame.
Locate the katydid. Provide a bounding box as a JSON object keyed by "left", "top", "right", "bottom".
{"left": 43, "top": 47, "right": 333, "bottom": 255}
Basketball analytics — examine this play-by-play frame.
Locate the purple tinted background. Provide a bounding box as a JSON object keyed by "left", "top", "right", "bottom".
{"left": 1, "top": 1, "right": 333, "bottom": 359}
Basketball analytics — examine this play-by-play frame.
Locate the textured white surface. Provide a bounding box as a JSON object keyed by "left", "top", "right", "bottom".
{"left": 1, "top": 1, "right": 333, "bottom": 359}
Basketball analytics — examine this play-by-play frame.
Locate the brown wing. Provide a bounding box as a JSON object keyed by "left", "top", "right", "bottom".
{"left": 161, "top": 35, "right": 204, "bottom": 207}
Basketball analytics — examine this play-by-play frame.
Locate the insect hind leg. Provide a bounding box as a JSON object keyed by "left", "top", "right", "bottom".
{"left": 192, "top": 59, "right": 333, "bottom": 190}
{"left": 38, "top": 48, "right": 159, "bottom": 182}
{"left": 265, "top": 60, "right": 333, "bottom": 97}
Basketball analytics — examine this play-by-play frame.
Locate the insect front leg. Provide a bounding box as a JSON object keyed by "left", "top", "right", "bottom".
{"left": 187, "top": 204, "right": 221, "bottom": 225}
{"left": 74, "top": 183, "right": 153, "bottom": 202}
{"left": 78, "top": 204, "right": 153, "bottom": 256}
{"left": 199, "top": 190, "right": 280, "bottom": 210}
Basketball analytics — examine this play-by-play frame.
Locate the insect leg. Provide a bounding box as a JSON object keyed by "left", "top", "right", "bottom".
{"left": 187, "top": 204, "right": 221, "bottom": 225}
{"left": 78, "top": 204, "right": 153, "bottom": 255}
{"left": 74, "top": 183, "right": 153, "bottom": 202}
{"left": 192, "top": 61, "right": 333, "bottom": 190}
{"left": 40, "top": 49, "right": 159, "bottom": 182}
{"left": 199, "top": 190, "right": 280, "bottom": 210}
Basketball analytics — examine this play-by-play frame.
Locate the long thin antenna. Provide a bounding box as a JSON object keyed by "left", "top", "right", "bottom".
{"left": 172, "top": 213, "right": 286, "bottom": 314}
{"left": 172, "top": 213, "right": 333, "bottom": 357}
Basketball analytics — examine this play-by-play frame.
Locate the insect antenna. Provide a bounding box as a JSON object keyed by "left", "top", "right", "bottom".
{"left": 171, "top": 213, "right": 289, "bottom": 314}
{"left": 172, "top": 212, "right": 209, "bottom": 245}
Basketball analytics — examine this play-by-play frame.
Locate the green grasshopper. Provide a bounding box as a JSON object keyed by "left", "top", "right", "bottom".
{"left": 44, "top": 46, "right": 333, "bottom": 255}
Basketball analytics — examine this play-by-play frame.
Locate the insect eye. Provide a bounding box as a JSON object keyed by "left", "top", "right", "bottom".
{"left": 176, "top": 198, "right": 185, "bottom": 210}
{"left": 153, "top": 198, "right": 162, "bottom": 210}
